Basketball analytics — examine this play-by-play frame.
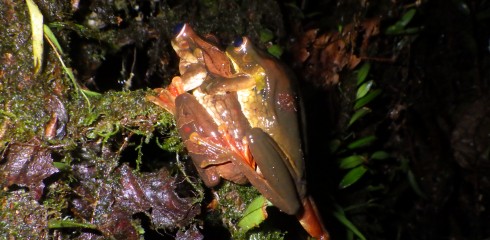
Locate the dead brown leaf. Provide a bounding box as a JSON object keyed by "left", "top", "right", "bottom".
{"left": 292, "top": 18, "right": 380, "bottom": 87}
{"left": 71, "top": 163, "right": 200, "bottom": 238}
{"left": 0, "top": 140, "right": 59, "bottom": 200}
{"left": 176, "top": 224, "right": 204, "bottom": 240}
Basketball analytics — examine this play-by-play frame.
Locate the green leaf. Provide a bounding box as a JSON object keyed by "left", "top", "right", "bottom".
{"left": 26, "top": 0, "right": 44, "bottom": 74}
{"left": 48, "top": 219, "right": 98, "bottom": 229}
{"left": 407, "top": 170, "right": 427, "bottom": 199}
{"left": 339, "top": 155, "right": 365, "bottom": 169}
{"left": 357, "top": 62, "right": 371, "bottom": 85}
{"left": 267, "top": 44, "right": 283, "bottom": 58}
{"left": 259, "top": 29, "right": 274, "bottom": 43}
{"left": 347, "top": 135, "right": 376, "bottom": 149}
{"left": 43, "top": 25, "right": 63, "bottom": 55}
{"left": 63, "top": 67, "right": 76, "bottom": 84}
{"left": 385, "top": 9, "right": 417, "bottom": 35}
{"left": 356, "top": 80, "right": 373, "bottom": 99}
{"left": 44, "top": 27, "right": 94, "bottom": 112}
{"left": 81, "top": 88, "right": 102, "bottom": 97}
{"left": 332, "top": 204, "right": 366, "bottom": 240}
{"left": 370, "top": 151, "right": 390, "bottom": 160}
{"left": 337, "top": 24, "right": 343, "bottom": 33}
{"left": 348, "top": 107, "right": 371, "bottom": 127}
{"left": 399, "top": 9, "right": 417, "bottom": 27}
{"left": 354, "top": 89, "right": 381, "bottom": 110}
{"left": 238, "top": 196, "right": 272, "bottom": 231}
{"left": 403, "top": 27, "right": 423, "bottom": 34}
{"left": 339, "top": 166, "right": 368, "bottom": 189}
{"left": 52, "top": 162, "right": 71, "bottom": 171}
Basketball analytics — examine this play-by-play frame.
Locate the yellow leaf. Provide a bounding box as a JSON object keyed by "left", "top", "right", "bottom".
{"left": 26, "top": 0, "right": 44, "bottom": 74}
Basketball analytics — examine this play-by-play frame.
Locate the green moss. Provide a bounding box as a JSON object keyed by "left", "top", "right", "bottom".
{"left": 157, "top": 128, "right": 184, "bottom": 153}
{"left": 43, "top": 181, "right": 72, "bottom": 219}
{"left": 246, "top": 231, "right": 285, "bottom": 240}
{"left": 66, "top": 89, "right": 175, "bottom": 146}
{"left": 0, "top": 190, "right": 50, "bottom": 239}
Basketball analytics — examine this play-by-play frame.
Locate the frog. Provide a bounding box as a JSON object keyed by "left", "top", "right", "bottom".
{"left": 200, "top": 36, "right": 308, "bottom": 200}
{"left": 201, "top": 36, "right": 329, "bottom": 239}
{"left": 148, "top": 24, "right": 329, "bottom": 239}
{"left": 148, "top": 23, "right": 249, "bottom": 187}
{"left": 195, "top": 36, "right": 310, "bottom": 211}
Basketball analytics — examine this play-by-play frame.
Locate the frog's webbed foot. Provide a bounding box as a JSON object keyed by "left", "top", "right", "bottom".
{"left": 146, "top": 76, "right": 186, "bottom": 114}
{"left": 146, "top": 88, "right": 177, "bottom": 114}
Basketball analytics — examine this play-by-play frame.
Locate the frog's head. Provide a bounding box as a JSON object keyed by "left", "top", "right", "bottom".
{"left": 226, "top": 37, "right": 266, "bottom": 90}
{"left": 170, "top": 23, "right": 202, "bottom": 63}
{"left": 172, "top": 23, "right": 233, "bottom": 78}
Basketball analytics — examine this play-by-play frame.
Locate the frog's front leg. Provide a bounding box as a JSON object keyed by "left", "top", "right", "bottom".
{"left": 175, "top": 93, "right": 248, "bottom": 186}
{"left": 199, "top": 74, "right": 256, "bottom": 95}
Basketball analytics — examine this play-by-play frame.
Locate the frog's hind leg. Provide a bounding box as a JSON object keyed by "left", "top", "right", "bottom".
{"left": 240, "top": 128, "right": 302, "bottom": 215}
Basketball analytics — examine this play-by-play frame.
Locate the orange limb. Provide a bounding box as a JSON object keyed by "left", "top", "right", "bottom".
{"left": 241, "top": 138, "right": 256, "bottom": 170}
{"left": 167, "top": 76, "right": 185, "bottom": 96}
{"left": 212, "top": 125, "right": 259, "bottom": 176}
{"left": 297, "top": 196, "right": 330, "bottom": 240}
{"left": 146, "top": 76, "right": 186, "bottom": 115}
{"left": 217, "top": 124, "right": 257, "bottom": 170}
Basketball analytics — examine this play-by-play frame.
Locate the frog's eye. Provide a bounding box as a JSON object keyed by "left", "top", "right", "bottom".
{"left": 173, "top": 23, "right": 186, "bottom": 37}
{"left": 233, "top": 37, "right": 243, "bottom": 47}
{"left": 232, "top": 37, "right": 247, "bottom": 52}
